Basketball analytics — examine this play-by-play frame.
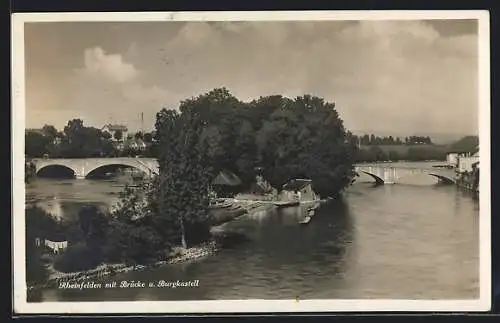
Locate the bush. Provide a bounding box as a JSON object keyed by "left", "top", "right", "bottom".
{"left": 184, "top": 221, "right": 212, "bottom": 246}
{"left": 53, "top": 242, "right": 102, "bottom": 273}
{"left": 103, "top": 220, "right": 165, "bottom": 265}
{"left": 26, "top": 205, "right": 66, "bottom": 241}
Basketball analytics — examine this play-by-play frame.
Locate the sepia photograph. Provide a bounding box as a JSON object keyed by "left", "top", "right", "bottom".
{"left": 12, "top": 10, "right": 490, "bottom": 313}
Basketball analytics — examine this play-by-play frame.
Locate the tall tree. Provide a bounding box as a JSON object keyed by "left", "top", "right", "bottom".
{"left": 150, "top": 105, "right": 213, "bottom": 248}
{"left": 58, "top": 119, "right": 115, "bottom": 157}
{"left": 143, "top": 132, "right": 153, "bottom": 143}
{"left": 25, "top": 132, "right": 49, "bottom": 157}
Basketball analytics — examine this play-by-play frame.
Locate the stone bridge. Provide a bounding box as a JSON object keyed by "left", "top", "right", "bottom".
{"left": 354, "top": 165, "right": 456, "bottom": 185}
{"left": 31, "top": 158, "right": 159, "bottom": 179}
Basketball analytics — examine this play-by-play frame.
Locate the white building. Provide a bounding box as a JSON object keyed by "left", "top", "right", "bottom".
{"left": 457, "top": 147, "right": 479, "bottom": 173}
{"left": 102, "top": 124, "right": 128, "bottom": 142}
{"left": 35, "top": 238, "right": 68, "bottom": 254}
{"left": 446, "top": 152, "right": 459, "bottom": 167}
{"left": 278, "top": 179, "right": 319, "bottom": 202}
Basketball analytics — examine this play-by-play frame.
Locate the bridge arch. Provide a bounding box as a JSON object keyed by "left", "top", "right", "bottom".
{"left": 359, "top": 171, "right": 385, "bottom": 186}
{"left": 428, "top": 173, "right": 455, "bottom": 185}
{"left": 394, "top": 170, "right": 455, "bottom": 185}
{"left": 85, "top": 162, "right": 154, "bottom": 179}
{"left": 36, "top": 164, "right": 76, "bottom": 178}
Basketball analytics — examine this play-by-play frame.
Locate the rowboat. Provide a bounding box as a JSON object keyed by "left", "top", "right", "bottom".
{"left": 208, "top": 201, "right": 233, "bottom": 210}
{"left": 273, "top": 201, "right": 300, "bottom": 208}
{"left": 299, "top": 215, "right": 312, "bottom": 224}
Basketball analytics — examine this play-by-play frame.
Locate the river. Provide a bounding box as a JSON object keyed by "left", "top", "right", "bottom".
{"left": 25, "top": 161, "right": 479, "bottom": 301}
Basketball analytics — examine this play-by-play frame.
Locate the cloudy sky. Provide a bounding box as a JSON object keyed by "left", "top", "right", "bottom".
{"left": 24, "top": 19, "right": 479, "bottom": 137}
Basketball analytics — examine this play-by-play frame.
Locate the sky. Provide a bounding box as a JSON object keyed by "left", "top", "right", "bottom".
{"left": 24, "top": 19, "right": 479, "bottom": 138}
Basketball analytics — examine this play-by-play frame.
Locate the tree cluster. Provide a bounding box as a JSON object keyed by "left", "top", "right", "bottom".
{"left": 152, "top": 88, "right": 355, "bottom": 199}
{"left": 348, "top": 134, "right": 433, "bottom": 146}
{"left": 145, "top": 88, "right": 356, "bottom": 249}
{"left": 25, "top": 120, "right": 156, "bottom": 159}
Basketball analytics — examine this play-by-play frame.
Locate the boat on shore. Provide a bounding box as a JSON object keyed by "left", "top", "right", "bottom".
{"left": 299, "top": 215, "right": 312, "bottom": 224}
{"left": 208, "top": 199, "right": 233, "bottom": 210}
{"left": 274, "top": 200, "right": 300, "bottom": 208}
{"left": 299, "top": 205, "right": 317, "bottom": 225}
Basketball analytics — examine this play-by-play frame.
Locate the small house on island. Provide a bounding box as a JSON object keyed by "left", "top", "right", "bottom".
{"left": 278, "top": 178, "right": 319, "bottom": 203}
{"left": 211, "top": 170, "right": 243, "bottom": 198}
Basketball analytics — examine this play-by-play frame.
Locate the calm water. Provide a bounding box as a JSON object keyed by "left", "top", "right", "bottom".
{"left": 26, "top": 162, "right": 480, "bottom": 301}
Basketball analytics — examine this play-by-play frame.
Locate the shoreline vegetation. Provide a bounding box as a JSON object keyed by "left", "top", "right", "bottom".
{"left": 27, "top": 199, "right": 277, "bottom": 291}
{"left": 25, "top": 88, "right": 479, "bottom": 293}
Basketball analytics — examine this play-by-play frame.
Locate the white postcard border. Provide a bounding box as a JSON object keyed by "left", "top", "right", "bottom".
{"left": 11, "top": 10, "right": 491, "bottom": 314}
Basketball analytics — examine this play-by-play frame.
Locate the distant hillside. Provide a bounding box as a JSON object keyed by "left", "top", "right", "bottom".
{"left": 359, "top": 144, "right": 447, "bottom": 155}
{"left": 418, "top": 133, "right": 477, "bottom": 145}
{"left": 357, "top": 135, "right": 478, "bottom": 158}
{"left": 447, "top": 135, "right": 479, "bottom": 153}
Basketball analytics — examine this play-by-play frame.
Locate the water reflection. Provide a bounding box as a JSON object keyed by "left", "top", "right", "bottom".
{"left": 26, "top": 177, "right": 127, "bottom": 221}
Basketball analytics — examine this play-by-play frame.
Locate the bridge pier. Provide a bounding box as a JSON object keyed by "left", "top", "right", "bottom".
{"left": 384, "top": 168, "right": 394, "bottom": 184}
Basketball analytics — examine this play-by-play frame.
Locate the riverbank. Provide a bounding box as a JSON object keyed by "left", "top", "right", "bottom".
{"left": 209, "top": 196, "right": 277, "bottom": 226}
{"left": 455, "top": 171, "right": 479, "bottom": 195}
{"left": 29, "top": 241, "right": 219, "bottom": 291}
{"left": 28, "top": 199, "right": 277, "bottom": 292}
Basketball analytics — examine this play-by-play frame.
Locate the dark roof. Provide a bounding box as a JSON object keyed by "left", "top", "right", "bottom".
{"left": 282, "top": 178, "right": 312, "bottom": 191}
{"left": 212, "top": 171, "right": 242, "bottom": 186}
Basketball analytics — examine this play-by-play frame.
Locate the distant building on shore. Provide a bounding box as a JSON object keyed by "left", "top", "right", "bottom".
{"left": 446, "top": 152, "right": 460, "bottom": 167}
{"left": 454, "top": 145, "right": 479, "bottom": 193}
{"left": 457, "top": 146, "right": 479, "bottom": 174}
{"left": 102, "top": 124, "right": 128, "bottom": 142}
{"left": 447, "top": 143, "right": 479, "bottom": 169}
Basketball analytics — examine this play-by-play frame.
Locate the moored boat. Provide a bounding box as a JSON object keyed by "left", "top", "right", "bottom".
{"left": 299, "top": 215, "right": 312, "bottom": 224}
{"left": 274, "top": 201, "right": 300, "bottom": 208}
